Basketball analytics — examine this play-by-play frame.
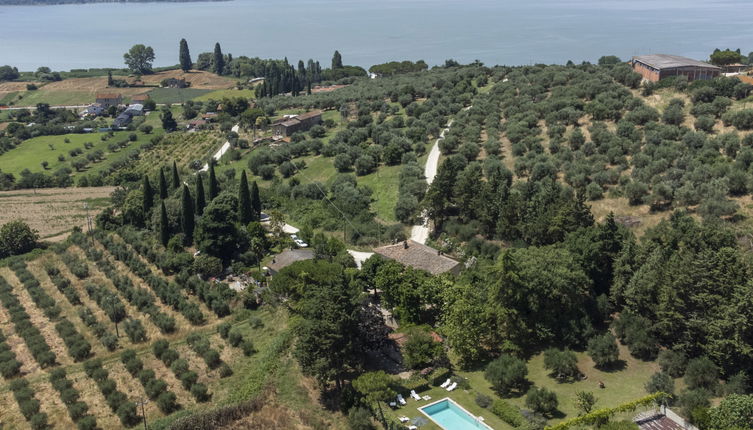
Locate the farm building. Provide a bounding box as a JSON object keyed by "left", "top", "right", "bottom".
{"left": 95, "top": 92, "right": 122, "bottom": 108}
{"left": 374, "top": 240, "right": 462, "bottom": 275}
{"left": 131, "top": 93, "right": 150, "bottom": 104}
{"left": 113, "top": 112, "right": 132, "bottom": 128}
{"left": 631, "top": 54, "right": 720, "bottom": 82}
{"left": 123, "top": 104, "right": 144, "bottom": 116}
{"left": 272, "top": 110, "right": 323, "bottom": 137}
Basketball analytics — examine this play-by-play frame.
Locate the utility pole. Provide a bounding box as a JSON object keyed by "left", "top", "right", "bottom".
{"left": 134, "top": 397, "right": 149, "bottom": 430}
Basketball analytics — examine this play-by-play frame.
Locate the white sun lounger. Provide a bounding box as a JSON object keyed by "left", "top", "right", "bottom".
{"left": 439, "top": 378, "right": 451, "bottom": 388}
{"left": 399, "top": 416, "right": 410, "bottom": 423}
{"left": 446, "top": 382, "right": 458, "bottom": 391}
{"left": 397, "top": 394, "right": 407, "bottom": 406}
{"left": 410, "top": 390, "right": 421, "bottom": 401}
{"left": 407, "top": 426, "right": 418, "bottom": 430}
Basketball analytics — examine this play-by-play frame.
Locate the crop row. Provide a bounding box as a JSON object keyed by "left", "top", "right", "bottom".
{"left": 59, "top": 251, "right": 90, "bottom": 279}
{"left": 152, "top": 339, "right": 211, "bottom": 402}
{"left": 49, "top": 367, "right": 98, "bottom": 430}
{"left": 54, "top": 319, "right": 92, "bottom": 362}
{"left": 83, "top": 358, "right": 141, "bottom": 427}
{"left": 84, "top": 281, "right": 148, "bottom": 343}
{"left": 0, "top": 328, "right": 22, "bottom": 378}
{"left": 119, "top": 228, "right": 235, "bottom": 318}
{"left": 120, "top": 349, "right": 179, "bottom": 413}
{"left": 217, "top": 321, "right": 256, "bottom": 357}
{"left": 186, "top": 332, "right": 232, "bottom": 377}
{"left": 44, "top": 264, "right": 82, "bottom": 305}
{"left": 9, "top": 259, "right": 61, "bottom": 320}
{"left": 0, "top": 275, "right": 56, "bottom": 368}
{"left": 77, "top": 307, "right": 119, "bottom": 351}
{"left": 71, "top": 235, "right": 180, "bottom": 333}
{"left": 95, "top": 233, "right": 207, "bottom": 324}
{"left": 9, "top": 378, "right": 48, "bottom": 429}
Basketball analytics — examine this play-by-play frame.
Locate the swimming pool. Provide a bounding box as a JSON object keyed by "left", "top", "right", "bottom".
{"left": 419, "top": 398, "right": 494, "bottom": 430}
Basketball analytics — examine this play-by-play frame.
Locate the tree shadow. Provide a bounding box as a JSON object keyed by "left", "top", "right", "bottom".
{"left": 595, "top": 359, "right": 627, "bottom": 373}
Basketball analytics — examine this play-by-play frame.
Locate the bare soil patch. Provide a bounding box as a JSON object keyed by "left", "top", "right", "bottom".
{"left": 0, "top": 390, "right": 27, "bottom": 429}
{"left": 32, "top": 378, "right": 76, "bottom": 428}
{"left": 137, "top": 70, "right": 236, "bottom": 90}
{"left": 0, "top": 187, "right": 115, "bottom": 240}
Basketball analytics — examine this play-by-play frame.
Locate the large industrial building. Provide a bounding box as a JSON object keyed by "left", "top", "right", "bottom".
{"left": 631, "top": 54, "right": 721, "bottom": 82}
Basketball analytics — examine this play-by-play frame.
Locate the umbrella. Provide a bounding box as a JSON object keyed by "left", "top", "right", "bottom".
{"left": 411, "top": 417, "right": 429, "bottom": 427}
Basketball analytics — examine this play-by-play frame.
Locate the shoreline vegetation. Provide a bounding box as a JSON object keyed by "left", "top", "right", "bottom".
{"left": 0, "top": 0, "right": 229, "bottom": 5}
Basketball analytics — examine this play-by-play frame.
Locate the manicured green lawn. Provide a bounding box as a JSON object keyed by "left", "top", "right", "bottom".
{"left": 359, "top": 164, "right": 402, "bottom": 223}
{"left": 0, "top": 113, "right": 164, "bottom": 177}
{"left": 146, "top": 88, "right": 214, "bottom": 104}
{"left": 11, "top": 89, "right": 93, "bottom": 106}
{"left": 193, "top": 89, "right": 256, "bottom": 101}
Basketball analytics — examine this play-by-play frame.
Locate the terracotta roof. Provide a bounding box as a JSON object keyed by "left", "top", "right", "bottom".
{"left": 95, "top": 93, "right": 121, "bottom": 99}
{"left": 374, "top": 240, "right": 461, "bottom": 275}
{"left": 267, "top": 249, "right": 315, "bottom": 274}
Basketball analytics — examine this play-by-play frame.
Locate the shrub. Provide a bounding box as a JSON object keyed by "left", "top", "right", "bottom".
{"left": 490, "top": 399, "right": 524, "bottom": 427}
{"left": 145, "top": 379, "right": 167, "bottom": 400}
{"left": 217, "top": 321, "right": 231, "bottom": 338}
{"left": 219, "top": 363, "right": 233, "bottom": 378}
{"left": 526, "top": 386, "right": 559, "bottom": 416}
{"left": 116, "top": 402, "right": 140, "bottom": 427}
{"left": 191, "top": 383, "right": 211, "bottom": 402}
{"left": 645, "top": 372, "right": 675, "bottom": 400}
{"left": 203, "top": 349, "right": 222, "bottom": 369}
{"left": 587, "top": 333, "right": 620, "bottom": 368}
{"left": 156, "top": 391, "right": 178, "bottom": 413}
{"left": 29, "top": 412, "right": 48, "bottom": 430}
{"left": 658, "top": 349, "right": 687, "bottom": 378}
{"left": 685, "top": 357, "right": 719, "bottom": 391}
{"left": 475, "top": 393, "right": 492, "bottom": 409}
{"left": 347, "top": 406, "right": 375, "bottom": 430}
{"left": 227, "top": 329, "right": 243, "bottom": 346}
{"left": 241, "top": 340, "right": 255, "bottom": 356}
{"left": 543, "top": 348, "right": 579, "bottom": 381}
{"left": 76, "top": 415, "right": 97, "bottom": 430}
{"left": 180, "top": 371, "right": 198, "bottom": 389}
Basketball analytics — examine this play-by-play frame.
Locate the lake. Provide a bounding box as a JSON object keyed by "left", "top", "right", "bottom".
{"left": 2, "top": 0, "right": 753, "bottom": 71}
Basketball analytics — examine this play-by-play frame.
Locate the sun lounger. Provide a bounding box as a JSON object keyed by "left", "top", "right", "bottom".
{"left": 407, "top": 426, "right": 418, "bottom": 430}
{"left": 446, "top": 382, "right": 457, "bottom": 391}
{"left": 397, "top": 394, "right": 407, "bottom": 406}
{"left": 440, "top": 378, "right": 451, "bottom": 388}
{"left": 398, "top": 416, "right": 410, "bottom": 423}
{"left": 410, "top": 390, "right": 421, "bottom": 401}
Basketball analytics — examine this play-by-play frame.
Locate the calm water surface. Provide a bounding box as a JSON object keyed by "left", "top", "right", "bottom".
{"left": 1, "top": 0, "right": 753, "bottom": 71}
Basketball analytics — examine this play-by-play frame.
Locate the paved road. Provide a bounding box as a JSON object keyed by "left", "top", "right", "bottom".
{"left": 200, "top": 124, "right": 240, "bottom": 172}
{"left": 410, "top": 119, "right": 454, "bottom": 244}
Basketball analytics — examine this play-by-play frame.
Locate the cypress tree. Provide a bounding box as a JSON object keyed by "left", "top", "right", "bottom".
{"left": 159, "top": 168, "right": 168, "bottom": 199}
{"left": 159, "top": 201, "right": 169, "bottom": 247}
{"left": 332, "top": 50, "right": 343, "bottom": 69}
{"left": 143, "top": 175, "right": 154, "bottom": 213}
{"left": 238, "top": 170, "right": 252, "bottom": 224}
{"left": 208, "top": 161, "right": 219, "bottom": 200}
{"left": 213, "top": 42, "right": 224, "bottom": 75}
{"left": 195, "top": 175, "right": 206, "bottom": 215}
{"left": 171, "top": 161, "right": 180, "bottom": 189}
{"left": 250, "top": 180, "right": 261, "bottom": 221}
{"left": 181, "top": 185, "right": 194, "bottom": 245}
{"left": 179, "top": 38, "right": 192, "bottom": 72}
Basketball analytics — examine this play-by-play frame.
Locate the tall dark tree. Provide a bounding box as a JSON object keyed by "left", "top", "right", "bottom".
{"left": 160, "top": 108, "right": 177, "bottom": 132}
{"left": 159, "top": 201, "right": 169, "bottom": 247}
{"left": 179, "top": 38, "right": 192, "bottom": 72}
{"left": 238, "top": 170, "right": 252, "bottom": 224}
{"left": 250, "top": 180, "right": 261, "bottom": 221}
{"left": 332, "top": 50, "right": 343, "bottom": 69}
{"left": 195, "top": 175, "right": 206, "bottom": 215}
{"left": 158, "top": 168, "right": 168, "bottom": 199}
{"left": 142, "top": 175, "right": 154, "bottom": 213}
{"left": 171, "top": 161, "right": 180, "bottom": 189}
{"left": 181, "top": 185, "right": 195, "bottom": 245}
{"left": 208, "top": 161, "right": 219, "bottom": 200}
{"left": 213, "top": 43, "right": 224, "bottom": 75}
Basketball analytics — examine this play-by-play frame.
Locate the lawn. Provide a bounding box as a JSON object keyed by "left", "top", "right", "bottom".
{"left": 146, "top": 88, "right": 214, "bottom": 104}
{"left": 10, "top": 89, "right": 93, "bottom": 106}
{"left": 0, "top": 112, "right": 163, "bottom": 177}
{"left": 193, "top": 88, "right": 256, "bottom": 101}
{"left": 458, "top": 342, "right": 661, "bottom": 425}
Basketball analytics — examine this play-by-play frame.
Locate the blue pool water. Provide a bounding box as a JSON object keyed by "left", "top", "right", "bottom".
{"left": 420, "top": 398, "right": 493, "bottom": 430}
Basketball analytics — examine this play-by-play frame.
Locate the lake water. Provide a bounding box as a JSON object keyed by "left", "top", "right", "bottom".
{"left": 2, "top": 0, "right": 753, "bottom": 71}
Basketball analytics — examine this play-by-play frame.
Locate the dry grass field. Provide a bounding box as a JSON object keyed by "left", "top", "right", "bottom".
{"left": 0, "top": 187, "right": 115, "bottom": 240}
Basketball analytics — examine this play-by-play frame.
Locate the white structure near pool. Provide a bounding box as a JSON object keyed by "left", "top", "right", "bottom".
{"left": 419, "top": 398, "right": 494, "bottom": 430}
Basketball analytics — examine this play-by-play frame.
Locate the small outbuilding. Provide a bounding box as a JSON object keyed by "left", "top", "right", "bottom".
{"left": 631, "top": 54, "right": 721, "bottom": 82}
{"left": 374, "top": 240, "right": 462, "bottom": 276}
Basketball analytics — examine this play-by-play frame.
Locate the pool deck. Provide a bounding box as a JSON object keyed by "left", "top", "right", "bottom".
{"left": 420, "top": 397, "right": 495, "bottom": 430}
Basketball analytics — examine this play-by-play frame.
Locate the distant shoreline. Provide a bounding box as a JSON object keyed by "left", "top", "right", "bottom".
{"left": 0, "top": 0, "right": 230, "bottom": 5}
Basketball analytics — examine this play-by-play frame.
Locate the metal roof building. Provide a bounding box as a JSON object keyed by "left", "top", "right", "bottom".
{"left": 631, "top": 54, "right": 720, "bottom": 82}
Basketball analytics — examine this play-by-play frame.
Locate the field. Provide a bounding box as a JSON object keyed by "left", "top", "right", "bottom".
{"left": 0, "top": 111, "right": 164, "bottom": 178}
{"left": 192, "top": 89, "right": 256, "bottom": 102}
{"left": 2, "top": 70, "right": 235, "bottom": 107}
{"left": 0, "top": 227, "right": 347, "bottom": 430}
{"left": 0, "top": 187, "right": 114, "bottom": 239}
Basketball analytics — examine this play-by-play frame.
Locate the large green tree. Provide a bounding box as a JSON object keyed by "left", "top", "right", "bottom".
{"left": 195, "top": 174, "right": 206, "bottom": 215}
{"left": 171, "top": 161, "right": 180, "bottom": 189}
{"left": 158, "top": 168, "right": 168, "bottom": 199}
{"left": 213, "top": 42, "right": 224, "bottom": 75}
{"left": 159, "top": 201, "right": 169, "bottom": 246}
{"left": 160, "top": 108, "right": 177, "bottom": 132}
{"left": 195, "top": 193, "right": 241, "bottom": 261}
{"left": 179, "top": 38, "right": 192, "bottom": 72}
{"left": 208, "top": 161, "right": 219, "bottom": 200}
{"left": 142, "top": 175, "right": 154, "bottom": 214}
{"left": 181, "top": 185, "right": 195, "bottom": 245}
{"left": 352, "top": 371, "right": 395, "bottom": 425}
{"left": 123, "top": 44, "right": 155, "bottom": 74}
{"left": 331, "top": 50, "right": 343, "bottom": 69}
{"left": 484, "top": 354, "right": 528, "bottom": 396}
{"left": 238, "top": 170, "right": 252, "bottom": 225}
{"left": 250, "top": 180, "right": 261, "bottom": 222}
{"left": 0, "top": 220, "right": 38, "bottom": 258}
